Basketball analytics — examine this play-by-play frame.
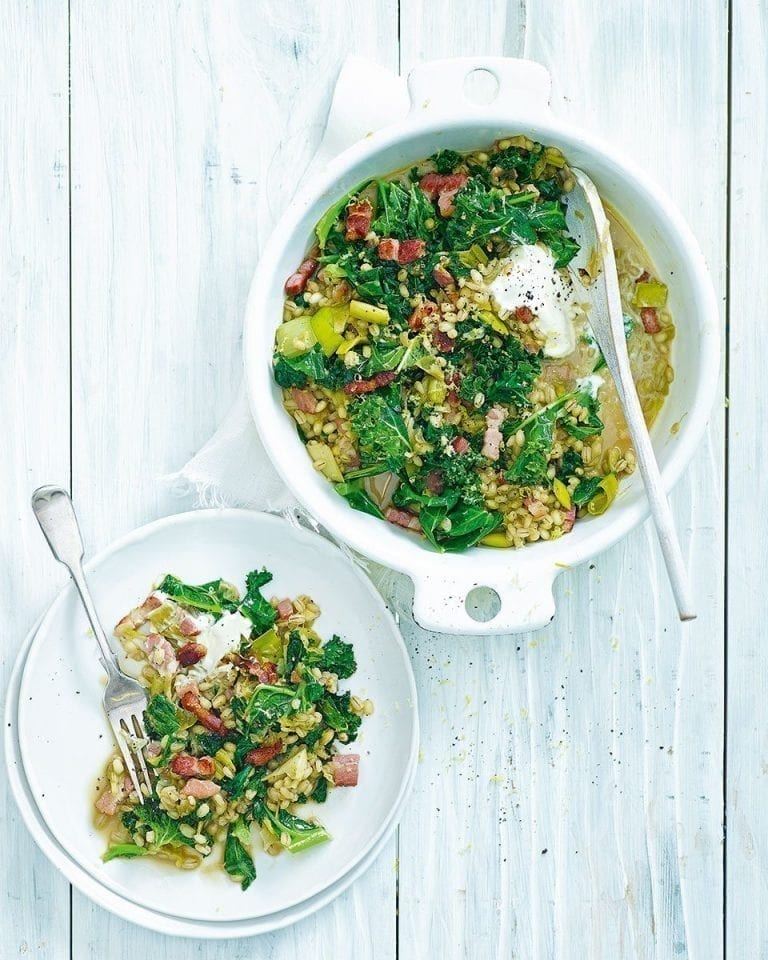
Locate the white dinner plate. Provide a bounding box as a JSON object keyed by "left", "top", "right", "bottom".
{"left": 5, "top": 613, "right": 418, "bottom": 937}
{"left": 11, "top": 509, "right": 418, "bottom": 931}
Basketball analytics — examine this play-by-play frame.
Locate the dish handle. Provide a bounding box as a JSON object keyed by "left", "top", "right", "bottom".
{"left": 410, "top": 565, "right": 559, "bottom": 635}
{"left": 406, "top": 57, "right": 552, "bottom": 120}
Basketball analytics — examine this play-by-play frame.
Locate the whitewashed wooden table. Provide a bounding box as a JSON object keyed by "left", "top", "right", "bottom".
{"left": 2, "top": 1, "right": 759, "bottom": 956}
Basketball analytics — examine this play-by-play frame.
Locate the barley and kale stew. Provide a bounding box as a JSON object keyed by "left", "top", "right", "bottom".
{"left": 94, "top": 570, "right": 371, "bottom": 890}
{"left": 273, "top": 137, "right": 674, "bottom": 552}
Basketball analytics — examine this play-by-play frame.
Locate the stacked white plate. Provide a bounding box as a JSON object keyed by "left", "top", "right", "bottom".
{"left": 5, "top": 510, "right": 418, "bottom": 937}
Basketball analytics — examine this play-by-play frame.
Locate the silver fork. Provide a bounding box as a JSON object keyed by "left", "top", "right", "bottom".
{"left": 31, "top": 486, "right": 152, "bottom": 802}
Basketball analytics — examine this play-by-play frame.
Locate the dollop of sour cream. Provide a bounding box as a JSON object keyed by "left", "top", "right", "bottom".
{"left": 188, "top": 611, "right": 252, "bottom": 679}
{"left": 488, "top": 244, "right": 577, "bottom": 358}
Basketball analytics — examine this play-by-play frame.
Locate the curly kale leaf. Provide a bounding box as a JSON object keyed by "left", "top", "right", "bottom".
{"left": 334, "top": 481, "right": 386, "bottom": 520}
{"left": 349, "top": 388, "right": 411, "bottom": 472}
{"left": 103, "top": 843, "right": 149, "bottom": 862}
{"left": 556, "top": 448, "right": 584, "bottom": 480}
{"left": 561, "top": 391, "right": 604, "bottom": 440}
{"left": 430, "top": 149, "right": 463, "bottom": 174}
{"left": 506, "top": 405, "right": 560, "bottom": 486}
{"left": 304, "top": 635, "right": 357, "bottom": 680}
{"left": 122, "top": 801, "right": 196, "bottom": 851}
{"left": 572, "top": 475, "right": 605, "bottom": 506}
{"left": 144, "top": 694, "right": 180, "bottom": 739}
{"left": 419, "top": 500, "right": 500, "bottom": 552}
{"left": 446, "top": 179, "right": 579, "bottom": 268}
{"left": 252, "top": 801, "right": 330, "bottom": 854}
{"left": 458, "top": 336, "right": 542, "bottom": 412}
{"left": 506, "top": 388, "right": 603, "bottom": 486}
{"left": 273, "top": 344, "right": 330, "bottom": 389}
{"left": 371, "top": 179, "right": 434, "bottom": 240}
{"left": 157, "top": 574, "right": 239, "bottom": 617}
{"left": 318, "top": 691, "right": 362, "bottom": 742}
{"left": 239, "top": 568, "right": 277, "bottom": 634}
{"left": 223, "top": 820, "right": 257, "bottom": 890}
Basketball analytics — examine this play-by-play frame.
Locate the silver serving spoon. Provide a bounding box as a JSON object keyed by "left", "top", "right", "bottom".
{"left": 565, "top": 169, "right": 696, "bottom": 621}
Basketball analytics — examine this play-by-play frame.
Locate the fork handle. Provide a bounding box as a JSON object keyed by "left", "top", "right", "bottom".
{"left": 31, "top": 486, "right": 123, "bottom": 675}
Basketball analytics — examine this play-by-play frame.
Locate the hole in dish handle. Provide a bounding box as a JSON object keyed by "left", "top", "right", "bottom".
{"left": 410, "top": 567, "right": 558, "bottom": 636}
{"left": 406, "top": 57, "right": 552, "bottom": 118}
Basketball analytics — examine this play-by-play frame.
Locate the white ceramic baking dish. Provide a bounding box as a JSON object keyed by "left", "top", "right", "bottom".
{"left": 244, "top": 57, "right": 720, "bottom": 635}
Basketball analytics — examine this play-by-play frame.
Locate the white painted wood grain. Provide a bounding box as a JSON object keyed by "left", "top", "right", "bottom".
{"left": 0, "top": 3, "right": 72, "bottom": 958}
{"left": 727, "top": 2, "right": 768, "bottom": 957}
{"left": 68, "top": 0, "right": 399, "bottom": 954}
{"left": 4, "top": 0, "right": 742, "bottom": 956}
{"left": 394, "top": 1, "right": 726, "bottom": 958}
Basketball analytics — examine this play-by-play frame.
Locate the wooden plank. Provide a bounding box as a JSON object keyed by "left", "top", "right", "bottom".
{"left": 396, "top": 1, "right": 726, "bottom": 957}
{"left": 726, "top": 1, "right": 768, "bottom": 955}
{"left": 0, "top": 2, "right": 72, "bottom": 958}
{"left": 68, "top": 0, "right": 399, "bottom": 953}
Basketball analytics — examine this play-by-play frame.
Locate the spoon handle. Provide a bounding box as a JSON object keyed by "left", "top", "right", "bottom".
{"left": 570, "top": 170, "right": 695, "bottom": 621}
{"left": 577, "top": 186, "right": 696, "bottom": 620}
{"left": 611, "top": 369, "right": 696, "bottom": 621}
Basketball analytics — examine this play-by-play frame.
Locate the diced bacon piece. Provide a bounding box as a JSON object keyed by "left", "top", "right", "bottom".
{"left": 114, "top": 594, "right": 163, "bottom": 636}
{"left": 345, "top": 200, "right": 373, "bottom": 241}
{"left": 514, "top": 305, "right": 535, "bottom": 324}
{"left": 144, "top": 633, "right": 178, "bottom": 676}
{"left": 482, "top": 405, "right": 506, "bottom": 461}
{"left": 276, "top": 599, "right": 294, "bottom": 620}
{"left": 377, "top": 237, "right": 400, "bottom": 261}
{"left": 231, "top": 655, "right": 279, "bottom": 684}
{"left": 433, "top": 264, "right": 454, "bottom": 288}
{"left": 419, "top": 172, "right": 467, "bottom": 201}
{"left": 181, "top": 778, "right": 221, "bottom": 799}
{"left": 424, "top": 469, "right": 444, "bottom": 495}
{"left": 146, "top": 741, "right": 163, "bottom": 759}
{"left": 170, "top": 753, "right": 216, "bottom": 779}
{"left": 179, "top": 615, "right": 201, "bottom": 637}
{"left": 640, "top": 307, "right": 661, "bottom": 334}
{"left": 385, "top": 507, "right": 422, "bottom": 532}
{"left": 95, "top": 774, "right": 134, "bottom": 815}
{"left": 180, "top": 689, "right": 227, "bottom": 735}
{"left": 284, "top": 258, "right": 318, "bottom": 297}
{"left": 562, "top": 506, "right": 576, "bottom": 533}
{"left": 419, "top": 172, "right": 468, "bottom": 217}
{"left": 331, "top": 753, "right": 360, "bottom": 787}
{"left": 452, "top": 436, "right": 470, "bottom": 455}
{"left": 178, "top": 642, "right": 207, "bottom": 667}
{"left": 343, "top": 370, "right": 397, "bottom": 396}
{"left": 437, "top": 188, "right": 461, "bottom": 217}
{"left": 636, "top": 269, "right": 650, "bottom": 283}
{"left": 95, "top": 786, "right": 122, "bottom": 816}
{"left": 397, "top": 239, "right": 426, "bottom": 264}
{"left": 244, "top": 740, "right": 284, "bottom": 767}
{"left": 290, "top": 388, "right": 317, "bottom": 414}
{"left": 524, "top": 497, "right": 548, "bottom": 519}
{"left": 408, "top": 300, "right": 438, "bottom": 331}
{"left": 432, "top": 329, "right": 455, "bottom": 353}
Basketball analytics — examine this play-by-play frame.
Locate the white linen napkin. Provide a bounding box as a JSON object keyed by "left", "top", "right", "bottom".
{"left": 163, "top": 56, "right": 414, "bottom": 616}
